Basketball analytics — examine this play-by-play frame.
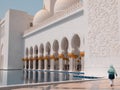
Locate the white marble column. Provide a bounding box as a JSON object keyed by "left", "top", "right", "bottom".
{"left": 44, "top": 59, "right": 48, "bottom": 70}
{"left": 81, "top": 57, "right": 84, "bottom": 71}
{"left": 24, "top": 60, "right": 27, "bottom": 69}
{"left": 50, "top": 59, "right": 54, "bottom": 70}
{"left": 38, "top": 60, "right": 42, "bottom": 70}
{"left": 28, "top": 59, "right": 31, "bottom": 70}
{"left": 69, "top": 58, "right": 74, "bottom": 72}
{"left": 73, "top": 59, "right": 76, "bottom": 71}
{"left": 38, "top": 53, "right": 42, "bottom": 70}
{"left": 33, "top": 60, "right": 36, "bottom": 70}
{"left": 75, "top": 59, "right": 77, "bottom": 71}
{"left": 59, "top": 59, "right": 63, "bottom": 71}
{"left": 33, "top": 54, "right": 37, "bottom": 70}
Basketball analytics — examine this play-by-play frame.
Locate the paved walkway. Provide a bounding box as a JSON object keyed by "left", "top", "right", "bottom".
{"left": 9, "top": 78, "right": 120, "bottom": 90}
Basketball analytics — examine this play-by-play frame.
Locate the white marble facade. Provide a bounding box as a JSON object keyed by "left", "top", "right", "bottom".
{"left": 0, "top": 0, "right": 120, "bottom": 77}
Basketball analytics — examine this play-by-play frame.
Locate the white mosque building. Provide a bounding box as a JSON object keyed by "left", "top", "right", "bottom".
{"left": 0, "top": 0, "right": 120, "bottom": 77}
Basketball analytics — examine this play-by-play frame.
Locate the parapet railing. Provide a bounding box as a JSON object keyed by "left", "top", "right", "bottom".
{"left": 24, "top": 2, "right": 83, "bottom": 35}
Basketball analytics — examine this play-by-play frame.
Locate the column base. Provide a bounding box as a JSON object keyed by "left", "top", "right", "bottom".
{"left": 32, "top": 68, "right": 36, "bottom": 70}
{"left": 37, "top": 69, "right": 41, "bottom": 70}
{"left": 69, "top": 70, "right": 74, "bottom": 72}
{"left": 50, "top": 69, "right": 54, "bottom": 71}
{"left": 28, "top": 68, "right": 31, "bottom": 70}
{"left": 59, "top": 69, "right": 63, "bottom": 71}
{"left": 44, "top": 69, "right": 48, "bottom": 71}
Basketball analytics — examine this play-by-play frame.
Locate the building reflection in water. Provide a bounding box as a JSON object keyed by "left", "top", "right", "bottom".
{"left": 0, "top": 70, "right": 23, "bottom": 86}
{"left": 23, "top": 70, "right": 27, "bottom": 84}
{"left": 23, "top": 70, "right": 83, "bottom": 84}
{"left": 69, "top": 73, "right": 73, "bottom": 80}
{"left": 59, "top": 73, "right": 63, "bottom": 81}
{"left": 28, "top": 71, "right": 32, "bottom": 83}
{"left": 38, "top": 71, "right": 42, "bottom": 82}
{"left": 44, "top": 72, "right": 47, "bottom": 82}
{"left": 32, "top": 71, "right": 36, "bottom": 83}
{"left": 0, "top": 70, "right": 83, "bottom": 86}
{"left": 50, "top": 72, "right": 54, "bottom": 82}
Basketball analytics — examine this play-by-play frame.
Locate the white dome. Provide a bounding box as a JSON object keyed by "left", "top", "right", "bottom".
{"left": 33, "top": 9, "right": 50, "bottom": 26}
{"left": 54, "top": 0, "right": 79, "bottom": 12}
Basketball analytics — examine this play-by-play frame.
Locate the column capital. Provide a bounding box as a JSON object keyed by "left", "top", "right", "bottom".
{"left": 80, "top": 51, "right": 85, "bottom": 57}
{"left": 68, "top": 53, "right": 78, "bottom": 59}
{"left": 38, "top": 56, "right": 44, "bottom": 60}
{"left": 50, "top": 55, "right": 59, "bottom": 61}
{"left": 22, "top": 57, "right": 29, "bottom": 61}
{"left": 44, "top": 55, "right": 50, "bottom": 60}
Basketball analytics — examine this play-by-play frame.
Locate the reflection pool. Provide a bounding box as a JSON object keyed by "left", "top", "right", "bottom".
{"left": 0, "top": 70, "right": 84, "bottom": 86}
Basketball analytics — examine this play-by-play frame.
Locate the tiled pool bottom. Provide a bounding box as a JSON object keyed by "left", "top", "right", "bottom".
{"left": 0, "top": 70, "right": 85, "bottom": 87}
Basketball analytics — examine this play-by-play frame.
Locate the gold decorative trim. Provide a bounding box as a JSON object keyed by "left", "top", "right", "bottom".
{"left": 50, "top": 55, "right": 59, "bottom": 60}
{"left": 44, "top": 56, "right": 49, "bottom": 60}
{"left": 38, "top": 56, "right": 44, "bottom": 60}
{"left": 68, "top": 53, "right": 78, "bottom": 59}
{"left": 59, "top": 54, "right": 69, "bottom": 60}
{"left": 63, "top": 57, "right": 69, "bottom": 60}
{"left": 50, "top": 55, "right": 55, "bottom": 59}
{"left": 80, "top": 52, "right": 85, "bottom": 57}
{"left": 77, "top": 60, "right": 80, "bottom": 62}
{"left": 30, "top": 57, "right": 34, "bottom": 61}
{"left": 22, "top": 57, "right": 28, "bottom": 61}
{"left": 59, "top": 54, "right": 64, "bottom": 59}
{"left": 22, "top": 58, "right": 24, "bottom": 61}
{"left": 55, "top": 57, "right": 59, "bottom": 61}
{"left": 32, "top": 56, "right": 38, "bottom": 61}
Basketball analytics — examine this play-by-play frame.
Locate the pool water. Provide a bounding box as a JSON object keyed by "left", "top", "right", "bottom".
{"left": 0, "top": 70, "right": 84, "bottom": 86}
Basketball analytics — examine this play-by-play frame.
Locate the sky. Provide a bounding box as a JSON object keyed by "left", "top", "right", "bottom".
{"left": 0, "top": 0, "right": 43, "bottom": 19}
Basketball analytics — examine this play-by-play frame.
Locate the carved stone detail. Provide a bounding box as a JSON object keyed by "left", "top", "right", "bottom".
{"left": 87, "top": 0, "right": 120, "bottom": 56}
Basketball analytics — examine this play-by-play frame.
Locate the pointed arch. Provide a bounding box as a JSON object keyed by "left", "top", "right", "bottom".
{"left": 26, "top": 48, "right": 29, "bottom": 57}
{"left": 61, "top": 37, "right": 69, "bottom": 51}
{"left": 45, "top": 42, "right": 51, "bottom": 55}
{"left": 34, "top": 45, "right": 38, "bottom": 55}
{"left": 30, "top": 46, "right": 33, "bottom": 56}
{"left": 71, "top": 34, "right": 80, "bottom": 49}
{"left": 39, "top": 43, "right": 44, "bottom": 54}
{"left": 53, "top": 40, "right": 59, "bottom": 52}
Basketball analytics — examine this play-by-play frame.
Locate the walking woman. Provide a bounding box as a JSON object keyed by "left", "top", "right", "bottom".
{"left": 107, "top": 65, "right": 117, "bottom": 87}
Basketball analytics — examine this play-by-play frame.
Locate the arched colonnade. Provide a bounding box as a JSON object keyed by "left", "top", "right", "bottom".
{"left": 22, "top": 34, "right": 85, "bottom": 72}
